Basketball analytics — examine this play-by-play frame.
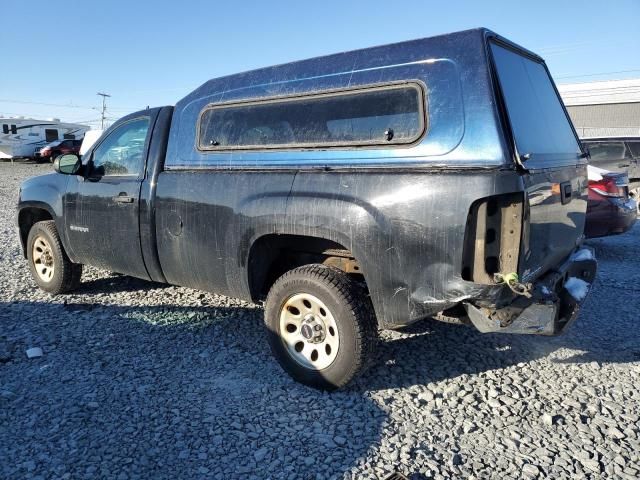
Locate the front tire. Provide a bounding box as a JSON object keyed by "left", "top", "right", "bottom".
{"left": 265, "top": 264, "right": 377, "bottom": 390}
{"left": 27, "top": 220, "right": 82, "bottom": 294}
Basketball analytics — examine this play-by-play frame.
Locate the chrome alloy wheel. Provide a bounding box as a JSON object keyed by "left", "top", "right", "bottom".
{"left": 32, "top": 236, "right": 55, "bottom": 282}
{"left": 279, "top": 293, "right": 340, "bottom": 370}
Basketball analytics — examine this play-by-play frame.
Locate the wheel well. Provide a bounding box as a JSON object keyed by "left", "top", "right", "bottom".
{"left": 18, "top": 208, "right": 53, "bottom": 257}
{"left": 247, "top": 234, "right": 365, "bottom": 301}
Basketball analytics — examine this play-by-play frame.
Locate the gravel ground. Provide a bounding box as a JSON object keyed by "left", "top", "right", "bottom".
{"left": 1, "top": 161, "right": 639, "bottom": 480}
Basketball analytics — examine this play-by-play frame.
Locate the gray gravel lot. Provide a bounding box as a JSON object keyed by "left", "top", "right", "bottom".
{"left": 1, "top": 161, "right": 639, "bottom": 479}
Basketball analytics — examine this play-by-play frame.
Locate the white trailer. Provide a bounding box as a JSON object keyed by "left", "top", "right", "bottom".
{"left": 0, "top": 118, "right": 90, "bottom": 160}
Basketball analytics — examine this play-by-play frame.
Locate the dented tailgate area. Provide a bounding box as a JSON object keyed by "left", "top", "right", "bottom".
{"left": 464, "top": 247, "right": 597, "bottom": 335}
{"left": 458, "top": 176, "right": 597, "bottom": 336}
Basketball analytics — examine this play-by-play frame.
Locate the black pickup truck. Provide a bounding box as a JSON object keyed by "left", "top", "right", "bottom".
{"left": 17, "top": 28, "right": 597, "bottom": 389}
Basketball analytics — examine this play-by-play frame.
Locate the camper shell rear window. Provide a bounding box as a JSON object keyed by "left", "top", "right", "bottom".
{"left": 490, "top": 41, "right": 581, "bottom": 164}
{"left": 197, "top": 83, "right": 426, "bottom": 151}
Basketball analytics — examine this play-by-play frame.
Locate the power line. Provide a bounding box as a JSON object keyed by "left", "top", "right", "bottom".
{"left": 0, "top": 99, "right": 98, "bottom": 110}
{"left": 0, "top": 98, "right": 138, "bottom": 113}
{"left": 560, "top": 85, "right": 640, "bottom": 94}
{"left": 555, "top": 69, "right": 640, "bottom": 80}
{"left": 71, "top": 118, "right": 106, "bottom": 124}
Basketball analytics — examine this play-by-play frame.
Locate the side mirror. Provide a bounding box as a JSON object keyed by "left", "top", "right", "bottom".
{"left": 53, "top": 154, "right": 82, "bottom": 175}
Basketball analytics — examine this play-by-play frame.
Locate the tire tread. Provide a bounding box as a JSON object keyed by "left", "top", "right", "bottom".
{"left": 28, "top": 220, "right": 82, "bottom": 294}
{"left": 266, "top": 264, "right": 378, "bottom": 389}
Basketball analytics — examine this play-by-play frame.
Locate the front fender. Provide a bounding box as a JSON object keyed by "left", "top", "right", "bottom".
{"left": 17, "top": 173, "right": 69, "bottom": 255}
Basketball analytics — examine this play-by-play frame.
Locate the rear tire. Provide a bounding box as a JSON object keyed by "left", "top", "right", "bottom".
{"left": 265, "top": 264, "right": 377, "bottom": 390}
{"left": 27, "top": 220, "right": 82, "bottom": 294}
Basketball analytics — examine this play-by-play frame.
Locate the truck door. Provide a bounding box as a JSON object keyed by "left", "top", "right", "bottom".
{"left": 64, "top": 116, "right": 151, "bottom": 279}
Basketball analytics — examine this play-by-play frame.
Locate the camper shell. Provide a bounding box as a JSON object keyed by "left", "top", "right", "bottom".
{"left": 18, "top": 28, "right": 597, "bottom": 389}
{"left": 158, "top": 28, "right": 593, "bottom": 328}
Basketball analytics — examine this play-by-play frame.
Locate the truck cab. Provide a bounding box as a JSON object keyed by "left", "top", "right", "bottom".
{"left": 18, "top": 28, "right": 597, "bottom": 390}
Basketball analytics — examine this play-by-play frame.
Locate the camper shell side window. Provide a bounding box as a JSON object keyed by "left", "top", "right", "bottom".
{"left": 197, "top": 83, "right": 426, "bottom": 152}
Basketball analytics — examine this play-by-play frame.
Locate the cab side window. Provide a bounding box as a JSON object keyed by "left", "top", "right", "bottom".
{"left": 91, "top": 118, "right": 150, "bottom": 176}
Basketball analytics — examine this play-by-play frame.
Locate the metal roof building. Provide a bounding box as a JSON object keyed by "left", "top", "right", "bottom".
{"left": 558, "top": 78, "right": 640, "bottom": 138}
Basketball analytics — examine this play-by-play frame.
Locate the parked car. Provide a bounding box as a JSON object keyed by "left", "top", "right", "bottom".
{"left": 585, "top": 165, "right": 637, "bottom": 238}
{"left": 17, "top": 28, "right": 597, "bottom": 390}
{"left": 36, "top": 139, "right": 83, "bottom": 163}
{"left": 582, "top": 137, "right": 640, "bottom": 205}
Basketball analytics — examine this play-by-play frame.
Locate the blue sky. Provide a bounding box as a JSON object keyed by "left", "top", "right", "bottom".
{"left": 2, "top": 0, "right": 639, "bottom": 127}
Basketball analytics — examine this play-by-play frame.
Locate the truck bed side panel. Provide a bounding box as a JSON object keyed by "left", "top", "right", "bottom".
{"left": 154, "top": 171, "right": 295, "bottom": 298}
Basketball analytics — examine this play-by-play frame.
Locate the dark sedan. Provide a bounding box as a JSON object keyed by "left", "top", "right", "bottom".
{"left": 582, "top": 137, "right": 640, "bottom": 205}
{"left": 36, "top": 139, "right": 83, "bottom": 163}
{"left": 585, "top": 165, "right": 637, "bottom": 238}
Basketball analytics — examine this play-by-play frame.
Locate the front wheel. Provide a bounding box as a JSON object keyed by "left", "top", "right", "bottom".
{"left": 265, "top": 264, "right": 377, "bottom": 390}
{"left": 26, "top": 220, "right": 82, "bottom": 294}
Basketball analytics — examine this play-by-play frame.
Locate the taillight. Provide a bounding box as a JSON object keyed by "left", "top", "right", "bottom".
{"left": 588, "top": 177, "right": 625, "bottom": 198}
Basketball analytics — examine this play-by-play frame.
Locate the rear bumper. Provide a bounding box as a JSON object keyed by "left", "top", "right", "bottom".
{"left": 463, "top": 246, "right": 597, "bottom": 335}
{"left": 585, "top": 197, "right": 637, "bottom": 238}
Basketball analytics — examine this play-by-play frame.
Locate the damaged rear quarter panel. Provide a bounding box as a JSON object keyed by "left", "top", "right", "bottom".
{"left": 287, "top": 169, "right": 522, "bottom": 327}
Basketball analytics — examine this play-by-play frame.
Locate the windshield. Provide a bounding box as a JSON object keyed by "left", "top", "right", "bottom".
{"left": 490, "top": 42, "right": 581, "bottom": 164}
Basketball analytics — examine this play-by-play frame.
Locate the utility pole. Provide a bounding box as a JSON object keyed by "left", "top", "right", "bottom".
{"left": 96, "top": 92, "right": 111, "bottom": 129}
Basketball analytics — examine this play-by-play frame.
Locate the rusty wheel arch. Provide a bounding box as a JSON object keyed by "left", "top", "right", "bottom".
{"left": 246, "top": 234, "right": 365, "bottom": 302}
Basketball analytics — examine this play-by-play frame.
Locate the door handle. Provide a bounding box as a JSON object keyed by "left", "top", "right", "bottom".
{"left": 113, "top": 193, "right": 134, "bottom": 204}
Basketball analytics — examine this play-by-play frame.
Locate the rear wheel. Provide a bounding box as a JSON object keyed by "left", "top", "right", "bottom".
{"left": 27, "top": 220, "right": 82, "bottom": 294}
{"left": 265, "top": 264, "right": 377, "bottom": 390}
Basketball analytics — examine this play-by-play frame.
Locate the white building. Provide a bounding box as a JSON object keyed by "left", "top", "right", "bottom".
{"left": 558, "top": 78, "right": 640, "bottom": 138}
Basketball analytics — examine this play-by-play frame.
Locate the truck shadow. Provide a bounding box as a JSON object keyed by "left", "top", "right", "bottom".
{"left": 75, "top": 273, "right": 170, "bottom": 294}
{"left": 355, "top": 306, "right": 640, "bottom": 392}
{"left": 1, "top": 298, "right": 383, "bottom": 479}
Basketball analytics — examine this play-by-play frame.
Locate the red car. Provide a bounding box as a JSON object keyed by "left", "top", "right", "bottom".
{"left": 36, "top": 139, "right": 83, "bottom": 163}
{"left": 584, "top": 165, "right": 637, "bottom": 238}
